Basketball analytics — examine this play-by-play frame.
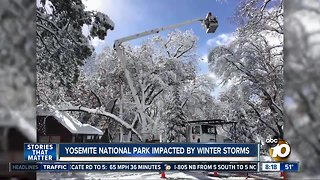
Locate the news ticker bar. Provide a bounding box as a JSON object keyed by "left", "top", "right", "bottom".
{"left": 9, "top": 162, "right": 299, "bottom": 172}
{"left": 24, "top": 143, "right": 259, "bottom": 162}
{"left": 10, "top": 162, "right": 259, "bottom": 172}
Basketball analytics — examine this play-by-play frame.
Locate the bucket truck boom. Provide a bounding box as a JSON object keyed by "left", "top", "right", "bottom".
{"left": 114, "top": 15, "right": 218, "bottom": 49}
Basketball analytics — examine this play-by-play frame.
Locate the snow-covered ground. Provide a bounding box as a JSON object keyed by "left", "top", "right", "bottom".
{"left": 37, "top": 171, "right": 198, "bottom": 180}
{"left": 37, "top": 171, "right": 281, "bottom": 179}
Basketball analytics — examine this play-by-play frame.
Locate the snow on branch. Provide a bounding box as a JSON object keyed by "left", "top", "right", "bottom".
{"left": 58, "top": 105, "right": 142, "bottom": 141}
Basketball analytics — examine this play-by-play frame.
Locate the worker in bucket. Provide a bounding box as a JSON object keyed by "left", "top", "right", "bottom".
{"left": 205, "top": 12, "right": 217, "bottom": 28}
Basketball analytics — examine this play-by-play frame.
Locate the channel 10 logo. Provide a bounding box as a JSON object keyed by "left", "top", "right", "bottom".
{"left": 265, "top": 138, "right": 291, "bottom": 161}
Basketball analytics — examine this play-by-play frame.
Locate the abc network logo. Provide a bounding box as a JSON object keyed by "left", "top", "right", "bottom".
{"left": 265, "top": 138, "right": 291, "bottom": 161}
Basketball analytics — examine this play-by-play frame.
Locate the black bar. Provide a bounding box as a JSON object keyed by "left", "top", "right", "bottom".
{"left": 9, "top": 162, "right": 258, "bottom": 172}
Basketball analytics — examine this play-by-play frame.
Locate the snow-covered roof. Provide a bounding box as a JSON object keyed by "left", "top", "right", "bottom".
{"left": 37, "top": 105, "right": 103, "bottom": 135}
{"left": 0, "top": 110, "right": 37, "bottom": 142}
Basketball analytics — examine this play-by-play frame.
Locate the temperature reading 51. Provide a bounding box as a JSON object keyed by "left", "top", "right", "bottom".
{"left": 285, "top": 164, "right": 294, "bottom": 170}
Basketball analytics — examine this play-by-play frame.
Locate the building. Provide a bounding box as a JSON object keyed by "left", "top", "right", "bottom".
{"left": 0, "top": 110, "right": 36, "bottom": 179}
{"left": 36, "top": 105, "right": 103, "bottom": 143}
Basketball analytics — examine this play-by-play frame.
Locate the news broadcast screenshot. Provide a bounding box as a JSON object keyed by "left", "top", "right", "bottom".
{"left": 1, "top": 0, "right": 320, "bottom": 179}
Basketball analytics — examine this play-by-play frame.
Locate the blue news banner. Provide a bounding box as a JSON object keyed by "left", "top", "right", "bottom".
{"left": 57, "top": 143, "right": 258, "bottom": 157}
{"left": 13, "top": 143, "right": 263, "bottom": 172}
{"left": 23, "top": 143, "right": 259, "bottom": 161}
{"left": 24, "top": 144, "right": 57, "bottom": 161}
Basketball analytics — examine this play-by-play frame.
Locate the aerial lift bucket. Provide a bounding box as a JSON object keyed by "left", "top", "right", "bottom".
{"left": 201, "top": 18, "right": 218, "bottom": 34}
{"left": 206, "top": 23, "right": 218, "bottom": 33}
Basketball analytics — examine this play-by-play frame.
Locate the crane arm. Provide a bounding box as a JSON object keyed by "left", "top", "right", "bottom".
{"left": 114, "top": 18, "right": 203, "bottom": 48}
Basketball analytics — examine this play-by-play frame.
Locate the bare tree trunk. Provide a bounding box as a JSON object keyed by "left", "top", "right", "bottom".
{"left": 127, "top": 130, "right": 132, "bottom": 142}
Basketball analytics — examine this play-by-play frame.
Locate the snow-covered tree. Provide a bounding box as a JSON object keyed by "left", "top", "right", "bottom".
{"left": 284, "top": 0, "right": 320, "bottom": 177}
{"left": 165, "top": 83, "right": 188, "bottom": 142}
{"left": 56, "top": 30, "right": 206, "bottom": 142}
{"left": 36, "top": 0, "right": 114, "bottom": 102}
{"left": 208, "top": 0, "right": 284, "bottom": 140}
{"left": 0, "top": 0, "right": 36, "bottom": 133}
